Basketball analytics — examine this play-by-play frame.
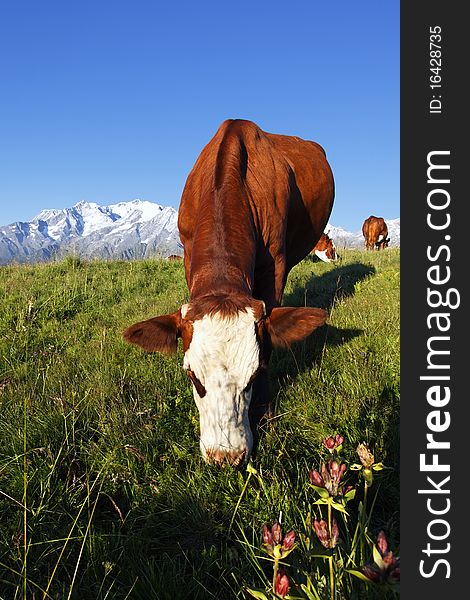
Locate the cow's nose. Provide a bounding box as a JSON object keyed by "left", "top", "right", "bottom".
{"left": 206, "top": 448, "right": 247, "bottom": 468}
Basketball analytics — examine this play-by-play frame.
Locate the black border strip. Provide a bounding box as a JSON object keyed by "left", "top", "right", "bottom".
{"left": 401, "top": 3, "right": 466, "bottom": 596}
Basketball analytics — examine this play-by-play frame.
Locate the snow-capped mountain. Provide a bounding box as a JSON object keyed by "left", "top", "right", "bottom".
{"left": 0, "top": 200, "right": 182, "bottom": 265}
{"left": 0, "top": 200, "right": 399, "bottom": 265}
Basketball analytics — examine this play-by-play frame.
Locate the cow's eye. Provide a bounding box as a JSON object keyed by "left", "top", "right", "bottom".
{"left": 244, "top": 367, "right": 261, "bottom": 392}
{"left": 243, "top": 382, "right": 254, "bottom": 394}
{"left": 186, "top": 369, "right": 207, "bottom": 398}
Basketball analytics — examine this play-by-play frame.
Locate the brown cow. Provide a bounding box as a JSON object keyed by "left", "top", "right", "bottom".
{"left": 123, "top": 119, "right": 334, "bottom": 466}
{"left": 312, "top": 232, "right": 337, "bottom": 262}
{"left": 362, "top": 216, "right": 390, "bottom": 250}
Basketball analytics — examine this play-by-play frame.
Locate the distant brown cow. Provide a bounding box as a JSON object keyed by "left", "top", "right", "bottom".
{"left": 362, "top": 216, "right": 390, "bottom": 250}
{"left": 167, "top": 254, "right": 183, "bottom": 261}
{"left": 312, "top": 232, "right": 337, "bottom": 262}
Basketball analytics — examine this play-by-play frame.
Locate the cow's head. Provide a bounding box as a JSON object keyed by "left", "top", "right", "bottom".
{"left": 375, "top": 236, "right": 390, "bottom": 250}
{"left": 314, "top": 234, "right": 338, "bottom": 262}
{"left": 123, "top": 297, "right": 327, "bottom": 466}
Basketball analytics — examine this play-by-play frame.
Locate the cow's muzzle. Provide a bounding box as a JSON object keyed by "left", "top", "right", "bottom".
{"left": 205, "top": 448, "right": 247, "bottom": 468}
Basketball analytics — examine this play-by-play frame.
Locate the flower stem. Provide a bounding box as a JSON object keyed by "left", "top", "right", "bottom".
{"left": 328, "top": 555, "right": 335, "bottom": 600}
{"left": 272, "top": 557, "right": 279, "bottom": 598}
{"left": 228, "top": 470, "right": 253, "bottom": 535}
{"left": 328, "top": 501, "right": 332, "bottom": 540}
{"left": 327, "top": 499, "right": 335, "bottom": 599}
{"left": 359, "top": 480, "right": 368, "bottom": 562}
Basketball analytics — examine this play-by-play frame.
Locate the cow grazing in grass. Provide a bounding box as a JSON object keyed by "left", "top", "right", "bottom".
{"left": 312, "top": 232, "right": 337, "bottom": 262}
{"left": 362, "top": 216, "right": 390, "bottom": 250}
{"left": 123, "top": 119, "right": 335, "bottom": 466}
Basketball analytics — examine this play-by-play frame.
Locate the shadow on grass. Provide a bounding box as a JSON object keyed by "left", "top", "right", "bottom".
{"left": 4, "top": 482, "right": 236, "bottom": 600}
{"left": 91, "top": 487, "right": 241, "bottom": 600}
{"left": 284, "top": 261, "right": 376, "bottom": 311}
{"left": 269, "top": 262, "right": 376, "bottom": 386}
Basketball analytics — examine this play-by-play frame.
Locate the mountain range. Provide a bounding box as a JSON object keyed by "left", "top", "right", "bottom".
{"left": 0, "top": 200, "right": 399, "bottom": 265}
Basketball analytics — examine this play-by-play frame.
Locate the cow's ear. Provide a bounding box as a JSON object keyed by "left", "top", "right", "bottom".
{"left": 265, "top": 307, "right": 328, "bottom": 348}
{"left": 123, "top": 310, "right": 182, "bottom": 354}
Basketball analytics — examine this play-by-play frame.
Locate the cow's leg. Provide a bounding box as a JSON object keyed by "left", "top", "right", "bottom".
{"left": 250, "top": 368, "right": 272, "bottom": 423}
{"left": 249, "top": 368, "right": 272, "bottom": 456}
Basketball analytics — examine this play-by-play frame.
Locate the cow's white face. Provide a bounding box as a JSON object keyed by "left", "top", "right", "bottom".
{"left": 315, "top": 248, "right": 332, "bottom": 262}
{"left": 123, "top": 300, "right": 327, "bottom": 468}
{"left": 315, "top": 240, "right": 337, "bottom": 262}
{"left": 183, "top": 308, "right": 260, "bottom": 466}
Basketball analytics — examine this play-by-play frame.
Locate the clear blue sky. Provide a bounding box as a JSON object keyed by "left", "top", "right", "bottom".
{"left": 0, "top": 1, "right": 399, "bottom": 231}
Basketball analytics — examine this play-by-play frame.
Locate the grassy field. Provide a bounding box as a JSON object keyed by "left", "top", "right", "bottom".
{"left": 0, "top": 249, "right": 400, "bottom": 600}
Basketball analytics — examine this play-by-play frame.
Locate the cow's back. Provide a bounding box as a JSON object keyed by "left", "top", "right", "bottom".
{"left": 266, "top": 132, "right": 334, "bottom": 269}
{"left": 178, "top": 119, "right": 334, "bottom": 306}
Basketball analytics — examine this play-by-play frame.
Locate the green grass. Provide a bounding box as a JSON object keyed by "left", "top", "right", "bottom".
{"left": 0, "top": 250, "right": 399, "bottom": 599}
